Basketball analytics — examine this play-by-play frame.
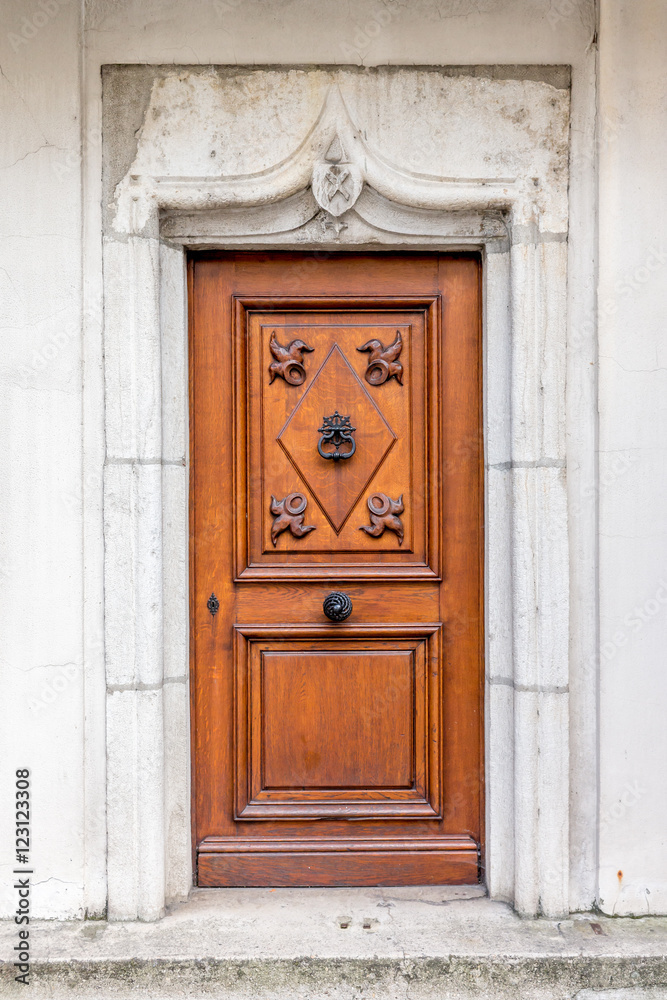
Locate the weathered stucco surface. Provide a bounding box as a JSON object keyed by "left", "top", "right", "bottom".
{"left": 597, "top": 0, "right": 667, "bottom": 916}
{"left": 0, "top": 0, "right": 665, "bottom": 947}
{"left": 105, "top": 64, "right": 570, "bottom": 232}
{"left": 0, "top": 0, "right": 87, "bottom": 923}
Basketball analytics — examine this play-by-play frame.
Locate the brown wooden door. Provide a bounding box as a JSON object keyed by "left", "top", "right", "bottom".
{"left": 190, "top": 252, "right": 483, "bottom": 886}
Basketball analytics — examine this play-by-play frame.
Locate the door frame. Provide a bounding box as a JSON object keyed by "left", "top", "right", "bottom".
{"left": 101, "top": 71, "right": 571, "bottom": 919}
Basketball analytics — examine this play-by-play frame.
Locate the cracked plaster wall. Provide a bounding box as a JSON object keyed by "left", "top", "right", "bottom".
{"left": 597, "top": 0, "right": 667, "bottom": 916}
{"left": 0, "top": 0, "right": 86, "bottom": 920}
{"left": 0, "top": 0, "right": 665, "bottom": 922}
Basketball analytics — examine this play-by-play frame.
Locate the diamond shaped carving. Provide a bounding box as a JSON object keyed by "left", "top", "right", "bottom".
{"left": 277, "top": 346, "right": 397, "bottom": 532}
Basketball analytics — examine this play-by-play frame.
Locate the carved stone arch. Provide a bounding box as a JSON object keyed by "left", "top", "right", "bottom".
{"left": 114, "top": 84, "right": 539, "bottom": 237}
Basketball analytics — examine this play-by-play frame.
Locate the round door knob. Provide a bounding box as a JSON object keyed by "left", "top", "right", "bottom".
{"left": 323, "top": 592, "right": 353, "bottom": 622}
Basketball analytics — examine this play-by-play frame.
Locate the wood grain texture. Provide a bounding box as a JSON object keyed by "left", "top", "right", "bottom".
{"left": 190, "top": 252, "right": 483, "bottom": 886}
{"left": 234, "top": 297, "right": 440, "bottom": 581}
{"left": 198, "top": 850, "right": 478, "bottom": 887}
{"left": 234, "top": 625, "right": 441, "bottom": 822}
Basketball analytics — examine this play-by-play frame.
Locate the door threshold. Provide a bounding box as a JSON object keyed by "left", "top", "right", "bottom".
{"left": 3, "top": 891, "right": 666, "bottom": 999}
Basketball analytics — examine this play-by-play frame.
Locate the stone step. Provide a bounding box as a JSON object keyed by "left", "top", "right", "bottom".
{"left": 1, "top": 888, "right": 666, "bottom": 999}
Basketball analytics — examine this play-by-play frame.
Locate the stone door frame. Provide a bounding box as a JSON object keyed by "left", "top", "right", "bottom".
{"left": 101, "top": 70, "right": 571, "bottom": 919}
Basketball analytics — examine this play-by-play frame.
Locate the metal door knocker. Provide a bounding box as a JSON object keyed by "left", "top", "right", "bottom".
{"left": 317, "top": 411, "right": 356, "bottom": 461}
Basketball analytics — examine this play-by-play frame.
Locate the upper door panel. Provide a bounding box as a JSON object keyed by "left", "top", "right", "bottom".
{"left": 234, "top": 298, "right": 442, "bottom": 580}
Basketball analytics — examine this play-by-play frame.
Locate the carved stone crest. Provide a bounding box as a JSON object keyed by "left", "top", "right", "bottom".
{"left": 311, "top": 136, "right": 363, "bottom": 218}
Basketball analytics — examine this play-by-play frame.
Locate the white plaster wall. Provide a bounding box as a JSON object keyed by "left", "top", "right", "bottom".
{"left": 0, "top": 0, "right": 88, "bottom": 918}
{"left": 84, "top": 0, "right": 598, "bottom": 920}
{"left": 12, "top": 0, "right": 662, "bottom": 921}
{"left": 597, "top": 0, "right": 667, "bottom": 916}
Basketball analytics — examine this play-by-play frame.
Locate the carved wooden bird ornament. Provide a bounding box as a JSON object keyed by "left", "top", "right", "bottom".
{"left": 357, "top": 330, "right": 403, "bottom": 385}
{"left": 268, "top": 332, "right": 314, "bottom": 385}
{"left": 270, "top": 492, "right": 316, "bottom": 546}
{"left": 359, "top": 492, "right": 404, "bottom": 545}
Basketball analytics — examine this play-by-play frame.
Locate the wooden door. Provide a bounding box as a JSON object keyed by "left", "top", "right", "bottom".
{"left": 190, "top": 252, "right": 483, "bottom": 886}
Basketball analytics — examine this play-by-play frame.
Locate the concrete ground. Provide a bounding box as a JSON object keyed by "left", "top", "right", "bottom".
{"left": 1, "top": 886, "right": 666, "bottom": 998}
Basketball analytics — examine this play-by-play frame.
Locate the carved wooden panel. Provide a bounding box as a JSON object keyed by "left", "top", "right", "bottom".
{"left": 233, "top": 296, "right": 441, "bottom": 581}
{"left": 234, "top": 625, "right": 442, "bottom": 821}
